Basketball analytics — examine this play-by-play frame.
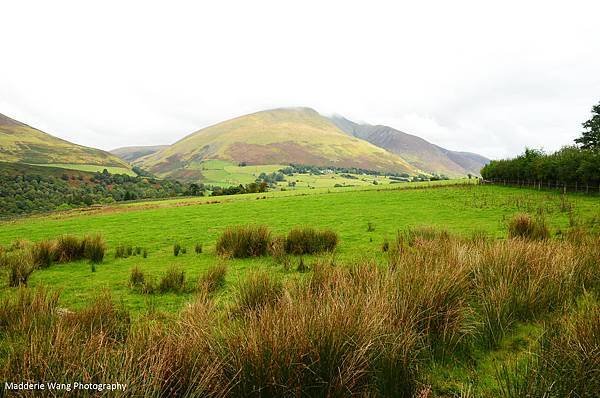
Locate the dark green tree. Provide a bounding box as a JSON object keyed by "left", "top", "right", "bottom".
{"left": 575, "top": 102, "right": 600, "bottom": 150}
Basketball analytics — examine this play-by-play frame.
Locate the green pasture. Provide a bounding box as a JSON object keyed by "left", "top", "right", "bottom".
{"left": 29, "top": 163, "right": 135, "bottom": 175}
{"left": 0, "top": 183, "right": 598, "bottom": 314}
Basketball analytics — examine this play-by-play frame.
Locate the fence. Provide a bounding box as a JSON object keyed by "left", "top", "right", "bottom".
{"left": 482, "top": 179, "right": 600, "bottom": 195}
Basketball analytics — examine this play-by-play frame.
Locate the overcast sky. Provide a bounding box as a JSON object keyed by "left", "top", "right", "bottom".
{"left": 1, "top": 0, "right": 599, "bottom": 159}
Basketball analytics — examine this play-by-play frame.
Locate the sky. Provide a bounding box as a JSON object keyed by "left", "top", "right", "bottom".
{"left": 1, "top": 0, "right": 599, "bottom": 159}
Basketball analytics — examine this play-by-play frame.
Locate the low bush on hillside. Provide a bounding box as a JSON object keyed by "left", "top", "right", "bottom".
{"left": 508, "top": 213, "right": 550, "bottom": 240}
{"left": 198, "top": 263, "right": 227, "bottom": 293}
{"left": 284, "top": 227, "right": 338, "bottom": 255}
{"left": 159, "top": 266, "right": 186, "bottom": 293}
{"left": 216, "top": 225, "right": 271, "bottom": 258}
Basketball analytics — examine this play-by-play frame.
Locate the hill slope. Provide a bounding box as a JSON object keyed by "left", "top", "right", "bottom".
{"left": 0, "top": 113, "right": 130, "bottom": 170}
{"left": 330, "top": 116, "right": 488, "bottom": 176}
{"left": 110, "top": 145, "right": 168, "bottom": 162}
{"left": 139, "top": 108, "right": 417, "bottom": 180}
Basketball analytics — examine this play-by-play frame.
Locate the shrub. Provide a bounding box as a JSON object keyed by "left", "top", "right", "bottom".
{"left": 284, "top": 227, "right": 338, "bottom": 255}
{"left": 54, "top": 235, "right": 84, "bottom": 262}
{"left": 173, "top": 243, "right": 181, "bottom": 257}
{"left": 7, "top": 251, "right": 35, "bottom": 287}
{"left": 216, "top": 225, "right": 271, "bottom": 258}
{"left": 234, "top": 271, "right": 284, "bottom": 313}
{"left": 195, "top": 243, "right": 203, "bottom": 254}
{"left": 130, "top": 266, "right": 145, "bottom": 287}
{"left": 159, "top": 266, "right": 186, "bottom": 293}
{"left": 142, "top": 249, "right": 148, "bottom": 258}
{"left": 198, "top": 263, "right": 227, "bottom": 293}
{"left": 508, "top": 213, "right": 550, "bottom": 240}
{"left": 82, "top": 234, "right": 106, "bottom": 264}
{"left": 31, "top": 240, "right": 55, "bottom": 268}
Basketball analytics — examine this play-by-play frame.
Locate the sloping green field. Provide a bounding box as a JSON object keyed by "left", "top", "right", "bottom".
{"left": 1, "top": 184, "right": 598, "bottom": 313}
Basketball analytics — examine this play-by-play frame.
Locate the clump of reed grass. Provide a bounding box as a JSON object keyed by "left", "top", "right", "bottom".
{"left": 195, "top": 243, "right": 203, "bottom": 254}
{"left": 197, "top": 263, "right": 227, "bottom": 293}
{"left": 159, "top": 266, "right": 186, "bottom": 293}
{"left": 216, "top": 225, "right": 271, "bottom": 258}
{"left": 7, "top": 251, "right": 35, "bottom": 287}
{"left": 82, "top": 234, "right": 106, "bottom": 264}
{"left": 31, "top": 239, "right": 55, "bottom": 268}
{"left": 54, "top": 235, "right": 84, "bottom": 262}
{"left": 173, "top": 243, "right": 181, "bottom": 256}
{"left": 130, "top": 266, "right": 145, "bottom": 287}
{"left": 284, "top": 227, "right": 338, "bottom": 255}
{"left": 233, "top": 271, "right": 283, "bottom": 313}
{"left": 507, "top": 213, "right": 550, "bottom": 240}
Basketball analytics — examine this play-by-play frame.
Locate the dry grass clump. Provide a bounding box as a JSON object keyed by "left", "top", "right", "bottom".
{"left": 5, "top": 250, "right": 36, "bottom": 287}
{"left": 129, "top": 266, "right": 145, "bottom": 287}
{"left": 158, "top": 266, "right": 186, "bottom": 293}
{"left": 31, "top": 239, "right": 56, "bottom": 268}
{"left": 233, "top": 271, "right": 284, "bottom": 314}
{"left": 216, "top": 225, "right": 271, "bottom": 258}
{"left": 198, "top": 263, "right": 228, "bottom": 293}
{"left": 284, "top": 227, "right": 338, "bottom": 255}
{"left": 507, "top": 213, "right": 550, "bottom": 240}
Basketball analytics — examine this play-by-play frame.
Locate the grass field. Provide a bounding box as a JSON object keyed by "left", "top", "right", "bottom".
{"left": 0, "top": 183, "right": 598, "bottom": 314}
{"left": 1, "top": 182, "right": 599, "bottom": 396}
{"left": 29, "top": 162, "right": 136, "bottom": 176}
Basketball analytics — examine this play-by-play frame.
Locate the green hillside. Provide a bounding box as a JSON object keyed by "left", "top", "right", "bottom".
{"left": 0, "top": 113, "right": 132, "bottom": 170}
{"left": 139, "top": 107, "right": 417, "bottom": 181}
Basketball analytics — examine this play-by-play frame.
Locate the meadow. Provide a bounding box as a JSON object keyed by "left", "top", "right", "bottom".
{"left": 1, "top": 183, "right": 599, "bottom": 396}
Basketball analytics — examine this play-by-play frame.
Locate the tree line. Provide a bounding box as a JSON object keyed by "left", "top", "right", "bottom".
{"left": 481, "top": 101, "right": 600, "bottom": 187}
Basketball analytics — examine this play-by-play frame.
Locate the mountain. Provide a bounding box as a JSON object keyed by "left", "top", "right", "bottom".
{"left": 110, "top": 145, "right": 168, "bottom": 162}
{"left": 0, "top": 113, "right": 130, "bottom": 171}
{"left": 139, "top": 107, "right": 417, "bottom": 181}
{"left": 330, "top": 116, "right": 488, "bottom": 176}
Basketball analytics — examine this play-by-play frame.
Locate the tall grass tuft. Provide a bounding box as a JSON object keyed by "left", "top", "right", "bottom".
{"left": 198, "top": 263, "right": 227, "bottom": 293}
{"left": 216, "top": 225, "right": 271, "bottom": 258}
{"left": 159, "top": 266, "right": 186, "bottom": 293}
{"left": 234, "top": 271, "right": 284, "bottom": 314}
{"left": 54, "top": 235, "right": 84, "bottom": 262}
{"left": 7, "top": 251, "right": 35, "bottom": 287}
{"left": 173, "top": 243, "right": 181, "bottom": 256}
{"left": 195, "top": 243, "right": 203, "bottom": 254}
{"left": 507, "top": 213, "right": 550, "bottom": 240}
{"left": 130, "top": 266, "right": 145, "bottom": 287}
{"left": 82, "top": 234, "right": 106, "bottom": 264}
{"left": 31, "top": 239, "right": 55, "bottom": 268}
{"left": 284, "top": 227, "right": 338, "bottom": 255}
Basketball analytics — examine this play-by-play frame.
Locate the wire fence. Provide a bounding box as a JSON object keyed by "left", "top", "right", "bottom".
{"left": 482, "top": 178, "right": 600, "bottom": 195}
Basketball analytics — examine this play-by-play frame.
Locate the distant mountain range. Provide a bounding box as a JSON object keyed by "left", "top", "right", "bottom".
{"left": 330, "top": 116, "right": 488, "bottom": 176}
{"left": 0, "top": 108, "right": 489, "bottom": 183}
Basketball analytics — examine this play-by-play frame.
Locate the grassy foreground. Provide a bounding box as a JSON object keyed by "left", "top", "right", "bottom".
{"left": 0, "top": 184, "right": 598, "bottom": 312}
{"left": 0, "top": 184, "right": 599, "bottom": 396}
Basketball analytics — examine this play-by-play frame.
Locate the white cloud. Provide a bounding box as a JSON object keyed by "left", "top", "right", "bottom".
{"left": 1, "top": 0, "right": 599, "bottom": 159}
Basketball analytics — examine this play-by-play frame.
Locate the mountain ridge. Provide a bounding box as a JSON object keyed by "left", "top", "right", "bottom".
{"left": 138, "top": 107, "right": 419, "bottom": 181}
{"left": 330, "top": 115, "right": 488, "bottom": 176}
{"left": 0, "top": 112, "right": 130, "bottom": 169}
